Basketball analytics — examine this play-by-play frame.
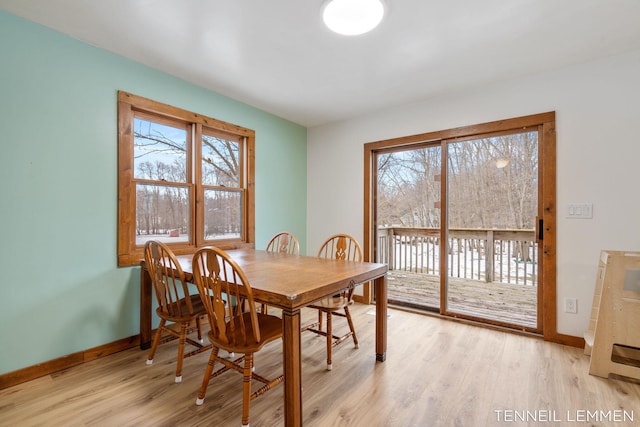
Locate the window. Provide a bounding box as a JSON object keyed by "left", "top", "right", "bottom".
{"left": 118, "top": 91, "right": 255, "bottom": 266}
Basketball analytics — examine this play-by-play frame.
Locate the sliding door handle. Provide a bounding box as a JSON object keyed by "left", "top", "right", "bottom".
{"left": 537, "top": 217, "right": 544, "bottom": 241}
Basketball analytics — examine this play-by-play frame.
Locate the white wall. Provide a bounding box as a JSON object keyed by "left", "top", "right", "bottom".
{"left": 307, "top": 48, "right": 640, "bottom": 338}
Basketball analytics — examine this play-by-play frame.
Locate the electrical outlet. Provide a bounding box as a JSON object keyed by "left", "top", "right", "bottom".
{"left": 564, "top": 297, "right": 577, "bottom": 314}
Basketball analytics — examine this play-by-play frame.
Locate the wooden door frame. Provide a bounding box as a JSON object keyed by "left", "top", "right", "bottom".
{"left": 364, "top": 112, "right": 577, "bottom": 345}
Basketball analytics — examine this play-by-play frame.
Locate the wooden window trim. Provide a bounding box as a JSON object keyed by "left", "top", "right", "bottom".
{"left": 117, "top": 91, "right": 255, "bottom": 266}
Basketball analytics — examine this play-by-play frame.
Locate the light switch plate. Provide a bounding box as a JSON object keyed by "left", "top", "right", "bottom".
{"left": 567, "top": 203, "right": 593, "bottom": 219}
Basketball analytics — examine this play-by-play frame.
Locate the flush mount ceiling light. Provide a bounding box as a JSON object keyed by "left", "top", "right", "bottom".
{"left": 322, "top": 0, "right": 385, "bottom": 36}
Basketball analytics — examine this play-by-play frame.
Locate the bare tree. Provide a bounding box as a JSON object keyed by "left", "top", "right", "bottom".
{"left": 376, "top": 131, "right": 538, "bottom": 260}
{"left": 133, "top": 118, "right": 240, "bottom": 238}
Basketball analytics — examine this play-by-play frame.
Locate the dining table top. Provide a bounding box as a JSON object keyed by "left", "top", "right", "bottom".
{"left": 171, "top": 248, "right": 389, "bottom": 310}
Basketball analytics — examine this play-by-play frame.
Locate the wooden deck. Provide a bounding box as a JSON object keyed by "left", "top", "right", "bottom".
{"left": 387, "top": 271, "right": 538, "bottom": 329}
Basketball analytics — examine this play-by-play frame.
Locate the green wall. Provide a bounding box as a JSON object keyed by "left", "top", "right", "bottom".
{"left": 0, "top": 10, "right": 307, "bottom": 375}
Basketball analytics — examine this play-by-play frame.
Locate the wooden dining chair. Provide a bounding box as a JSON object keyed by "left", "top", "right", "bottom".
{"left": 143, "top": 240, "right": 211, "bottom": 383}
{"left": 262, "top": 231, "right": 300, "bottom": 314}
{"left": 304, "top": 233, "right": 363, "bottom": 370}
{"left": 265, "top": 231, "right": 300, "bottom": 255}
{"left": 192, "top": 246, "right": 284, "bottom": 427}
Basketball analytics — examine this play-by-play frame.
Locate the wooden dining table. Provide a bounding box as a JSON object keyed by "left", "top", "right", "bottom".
{"left": 139, "top": 248, "right": 388, "bottom": 427}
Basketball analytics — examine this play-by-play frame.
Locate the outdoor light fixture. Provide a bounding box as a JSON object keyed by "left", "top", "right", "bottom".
{"left": 322, "top": 0, "right": 385, "bottom": 36}
{"left": 496, "top": 158, "right": 510, "bottom": 169}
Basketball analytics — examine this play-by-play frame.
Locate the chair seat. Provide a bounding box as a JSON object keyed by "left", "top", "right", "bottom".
{"left": 208, "top": 312, "right": 283, "bottom": 354}
{"left": 156, "top": 294, "right": 207, "bottom": 323}
{"left": 309, "top": 295, "right": 350, "bottom": 311}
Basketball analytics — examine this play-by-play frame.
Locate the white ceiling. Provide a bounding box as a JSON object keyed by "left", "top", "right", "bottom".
{"left": 2, "top": 0, "right": 640, "bottom": 127}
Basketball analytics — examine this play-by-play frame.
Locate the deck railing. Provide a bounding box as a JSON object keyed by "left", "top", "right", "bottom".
{"left": 377, "top": 226, "right": 538, "bottom": 286}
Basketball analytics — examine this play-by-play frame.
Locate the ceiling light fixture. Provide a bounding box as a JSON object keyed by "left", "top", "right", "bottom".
{"left": 322, "top": 0, "right": 385, "bottom": 36}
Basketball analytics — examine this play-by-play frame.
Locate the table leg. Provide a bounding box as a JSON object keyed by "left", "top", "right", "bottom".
{"left": 282, "top": 308, "right": 302, "bottom": 427}
{"left": 140, "top": 262, "right": 152, "bottom": 350}
{"left": 374, "top": 274, "right": 387, "bottom": 362}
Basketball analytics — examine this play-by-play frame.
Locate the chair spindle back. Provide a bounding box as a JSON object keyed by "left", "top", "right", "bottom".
{"left": 192, "top": 247, "right": 261, "bottom": 346}
{"left": 144, "top": 240, "right": 195, "bottom": 318}
{"left": 265, "top": 231, "right": 300, "bottom": 255}
{"left": 317, "top": 233, "right": 362, "bottom": 262}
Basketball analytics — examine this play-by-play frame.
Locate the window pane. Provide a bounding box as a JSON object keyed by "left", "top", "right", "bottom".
{"left": 136, "top": 183, "right": 190, "bottom": 245}
{"left": 202, "top": 134, "right": 240, "bottom": 186}
{"left": 204, "top": 189, "right": 242, "bottom": 240}
{"left": 134, "top": 117, "right": 187, "bottom": 182}
{"left": 447, "top": 131, "right": 538, "bottom": 229}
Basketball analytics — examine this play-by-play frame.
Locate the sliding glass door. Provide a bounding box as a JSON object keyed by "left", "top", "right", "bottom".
{"left": 366, "top": 112, "right": 555, "bottom": 335}
{"left": 444, "top": 131, "right": 539, "bottom": 328}
{"left": 376, "top": 145, "right": 442, "bottom": 311}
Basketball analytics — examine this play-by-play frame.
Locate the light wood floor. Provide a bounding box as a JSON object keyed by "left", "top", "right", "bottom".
{"left": 2, "top": 304, "right": 639, "bottom": 427}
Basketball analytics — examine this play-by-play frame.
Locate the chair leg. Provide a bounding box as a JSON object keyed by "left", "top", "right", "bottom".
{"left": 343, "top": 306, "right": 359, "bottom": 349}
{"left": 326, "top": 311, "right": 333, "bottom": 371}
{"left": 175, "top": 322, "right": 188, "bottom": 383}
{"left": 146, "top": 318, "right": 166, "bottom": 365}
{"left": 242, "top": 353, "right": 254, "bottom": 427}
{"left": 196, "top": 316, "right": 203, "bottom": 343}
{"left": 196, "top": 347, "right": 220, "bottom": 405}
